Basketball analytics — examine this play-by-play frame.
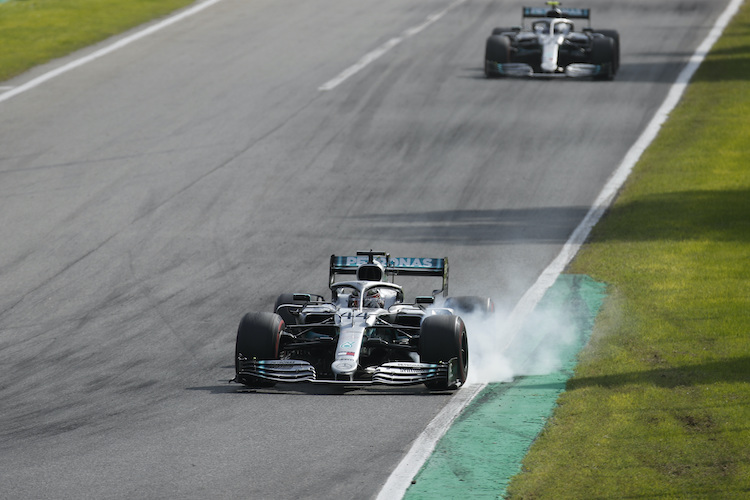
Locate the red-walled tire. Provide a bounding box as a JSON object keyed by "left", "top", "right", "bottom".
{"left": 235, "top": 312, "right": 283, "bottom": 387}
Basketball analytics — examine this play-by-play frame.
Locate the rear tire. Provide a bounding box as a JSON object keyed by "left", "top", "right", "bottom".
{"left": 419, "top": 315, "right": 468, "bottom": 390}
{"left": 444, "top": 296, "right": 495, "bottom": 317}
{"left": 235, "top": 312, "right": 284, "bottom": 387}
{"left": 485, "top": 35, "right": 511, "bottom": 78}
{"left": 273, "top": 293, "right": 308, "bottom": 326}
{"left": 491, "top": 26, "right": 514, "bottom": 36}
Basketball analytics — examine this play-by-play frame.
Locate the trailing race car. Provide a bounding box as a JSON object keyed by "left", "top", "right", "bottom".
{"left": 485, "top": 2, "right": 620, "bottom": 80}
{"left": 233, "top": 251, "right": 494, "bottom": 391}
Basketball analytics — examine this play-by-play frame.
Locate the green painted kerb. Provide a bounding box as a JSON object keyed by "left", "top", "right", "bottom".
{"left": 405, "top": 274, "right": 607, "bottom": 499}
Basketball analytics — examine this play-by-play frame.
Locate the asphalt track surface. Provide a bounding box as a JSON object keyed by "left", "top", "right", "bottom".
{"left": 0, "top": 0, "right": 732, "bottom": 498}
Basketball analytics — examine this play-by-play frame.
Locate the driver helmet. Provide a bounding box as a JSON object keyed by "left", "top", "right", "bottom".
{"left": 363, "top": 289, "right": 384, "bottom": 308}
{"left": 534, "top": 21, "right": 550, "bottom": 34}
{"left": 554, "top": 22, "right": 571, "bottom": 35}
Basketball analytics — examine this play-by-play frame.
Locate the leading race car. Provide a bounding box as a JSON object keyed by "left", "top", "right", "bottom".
{"left": 233, "top": 251, "right": 494, "bottom": 391}
{"left": 485, "top": 2, "right": 620, "bottom": 80}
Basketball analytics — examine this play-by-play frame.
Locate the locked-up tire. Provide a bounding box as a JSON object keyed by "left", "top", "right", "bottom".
{"left": 591, "top": 36, "right": 615, "bottom": 81}
{"left": 596, "top": 30, "right": 620, "bottom": 73}
{"left": 419, "top": 315, "right": 468, "bottom": 391}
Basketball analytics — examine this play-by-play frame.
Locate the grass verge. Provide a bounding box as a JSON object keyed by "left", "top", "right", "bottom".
{"left": 0, "top": 0, "right": 195, "bottom": 82}
{"left": 506, "top": 3, "right": 750, "bottom": 499}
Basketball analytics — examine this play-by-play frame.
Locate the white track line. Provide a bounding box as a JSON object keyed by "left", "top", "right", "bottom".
{"left": 375, "top": 383, "right": 485, "bottom": 500}
{"left": 0, "top": 0, "right": 225, "bottom": 105}
{"left": 376, "top": 0, "right": 744, "bottom": 498}
{"left": 318, "top": 0, "right": 469, "bottom": 91}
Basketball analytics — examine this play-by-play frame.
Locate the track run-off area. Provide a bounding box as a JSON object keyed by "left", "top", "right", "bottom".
{"left": 0, "top": 0, "right": 738, "bottom": 498}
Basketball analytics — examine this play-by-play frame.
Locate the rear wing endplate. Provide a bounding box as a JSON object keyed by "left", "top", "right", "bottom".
{"left": 330, "top": 252, "right": 449, "bottom": 296}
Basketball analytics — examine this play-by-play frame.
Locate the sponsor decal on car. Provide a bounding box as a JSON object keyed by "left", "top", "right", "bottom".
{"left": 340, "top": 256, "right": 441, "bottom": 269}
{"left": 332, "top": 360, "right": 356, "bottom": 372}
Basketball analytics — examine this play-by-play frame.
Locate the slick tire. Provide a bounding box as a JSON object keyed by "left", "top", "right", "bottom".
{"left": 485, "top": 35, "right": 511, "bottom": 78}
{"left": 235, "top": 312, "right": 284, "bottom": 387}
{"left": 591, "top": 36, "right": 615, "bottom": 81}
{"left": 444, "top": 296, "right": 495, "bottom": 317}
{"left": 596, "top": 29, "right": 620, "bottom": 73}
{"left": 419, "top": 315, "right": 468, "bottom": 391}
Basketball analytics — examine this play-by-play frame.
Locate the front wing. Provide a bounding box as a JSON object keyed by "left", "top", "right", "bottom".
{"left": 487, "top": 61, "right": 606, "bottom": 78}
{"left": 236, "top": 357, "right": 459, "bottom": 386}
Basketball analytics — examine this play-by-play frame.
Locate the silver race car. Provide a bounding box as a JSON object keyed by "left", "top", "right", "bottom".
{"left": 233, "top": 251, "right": 493, "bottom": 391}
{"left": 485, "top": 1, "right": 620, "bottom": 80}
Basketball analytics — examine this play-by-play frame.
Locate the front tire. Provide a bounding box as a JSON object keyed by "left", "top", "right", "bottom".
{"left": 485, "top": 35, "right": 511, "bottom": 78}
{"left": 235, "top": 312, "right": 284, "bottom": 387}
{"left": 419, "top": 315, "right": 468, "bottom": 390}
{"left": 591, "top": 36, "right": 615, "bottom": 81}
{"left": 596, "top": 30, "right": 620, "bottom": 73}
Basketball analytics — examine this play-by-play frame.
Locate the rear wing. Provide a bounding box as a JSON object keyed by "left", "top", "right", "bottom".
{"left": 522, "top": 6, "right": 590, "bottom": 20}
{"left": 329, "top": 252, "right": 449, "bottom": 296}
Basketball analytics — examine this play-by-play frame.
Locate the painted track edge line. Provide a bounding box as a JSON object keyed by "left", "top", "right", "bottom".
{"left": 375, "top": 382, "right": 486, "bottom": 500}
{"left": 0, "top": 0, "right": 224, "bottom": 105}
{"left": 318, "top": 0, "right": 468, "bottom": 91}
{"left": 375, "top": 0, "right": 745, "bottom": 497}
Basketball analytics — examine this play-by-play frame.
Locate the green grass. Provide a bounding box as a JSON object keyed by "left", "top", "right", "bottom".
{"left": 0, "top": 0, "right": 195, "bottom": 82}
{"left": 506, "top": 3, "right": 750, "bottom": 499}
